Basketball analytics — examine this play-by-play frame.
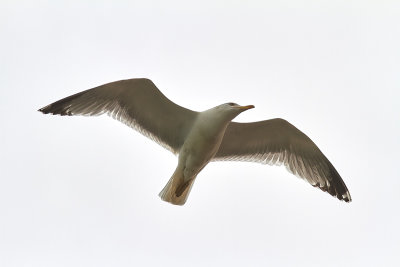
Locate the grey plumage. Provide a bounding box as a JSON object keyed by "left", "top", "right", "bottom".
{"left": 39, "top": 78, "right": 351, "bottom": 204}
{"left": 39, "top": 78, "right": 197, "bottom": 154}
{"left": 214, "top": 120, "right": 351, "bottom": 202}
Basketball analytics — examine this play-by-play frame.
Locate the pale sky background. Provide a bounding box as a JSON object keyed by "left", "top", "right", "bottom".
{"left": 1, "top": 1, "right": 400, "bottom": 266}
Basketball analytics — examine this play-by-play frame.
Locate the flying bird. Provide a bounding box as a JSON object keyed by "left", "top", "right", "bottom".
{"left": 38, "top": 78, "right": 351, "bottom": 205}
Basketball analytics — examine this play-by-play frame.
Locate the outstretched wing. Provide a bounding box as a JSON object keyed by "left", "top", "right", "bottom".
{"left": 38, "top": 78, "right": 198, "bottom": 154}
{"left": 214, "top": 118, "right": 351, "bottom": 202}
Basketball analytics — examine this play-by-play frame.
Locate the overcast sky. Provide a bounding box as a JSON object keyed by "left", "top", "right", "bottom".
{"left": 1, "top": 1, "right": 400, "bottom": 266}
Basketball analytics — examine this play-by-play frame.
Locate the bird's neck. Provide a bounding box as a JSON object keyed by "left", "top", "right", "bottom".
{"left": 195, "top": 110, "right": 233, "bottom": 138}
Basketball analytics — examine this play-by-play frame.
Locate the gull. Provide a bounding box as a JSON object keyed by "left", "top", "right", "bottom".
{"left": 38, "top": 78, "right": 351, "bottom": 205}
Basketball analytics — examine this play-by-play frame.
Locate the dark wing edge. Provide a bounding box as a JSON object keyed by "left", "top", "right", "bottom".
{"left": 214, "top": 119, "right": 352, "bottom": 202}
{"left": 38, "top": 78, "right": 198, "bottom": 154}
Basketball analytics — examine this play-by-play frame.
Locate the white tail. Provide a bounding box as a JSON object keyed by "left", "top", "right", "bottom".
{"left": 159, "top": 169, "right": 196, "bottom": 206}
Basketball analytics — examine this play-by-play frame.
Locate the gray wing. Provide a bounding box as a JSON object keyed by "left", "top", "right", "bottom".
{"left": 38, "top": 78, "right": 198, "bottom": 154}
{"left": 214, "top": 118, "right": 351, "bottom": 202}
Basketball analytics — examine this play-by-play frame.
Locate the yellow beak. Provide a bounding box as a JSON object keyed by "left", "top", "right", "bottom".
{"left": 238, "top": 105, "right": 255, "bottom": 110}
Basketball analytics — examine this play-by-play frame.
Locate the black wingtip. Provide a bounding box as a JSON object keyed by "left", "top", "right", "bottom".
{"left": 343, "top": 192, "right": 352, "bottom": 203}
{"left": 313, "top": 181, "right": 352, "bottom": 203}
{"left": 329, "top": 187, "right": 352, "bottom": 203}
{"left": 333, "top": 189, "right": 352, "bottom": 203}
{"left": 38, "top": 105, "right": 51, "bottom": 114}
{"left": 326, "top": 162, "right": 352, "bottom": 203}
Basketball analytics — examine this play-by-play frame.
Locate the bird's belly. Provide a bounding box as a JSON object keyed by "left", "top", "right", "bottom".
{"left": 179, "top": 133, "right": 223, "bottom": 179}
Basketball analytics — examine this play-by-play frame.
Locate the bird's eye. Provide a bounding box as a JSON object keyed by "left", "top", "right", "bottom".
{"left": 227, "top": 102, "right": 235, "bottom": 106}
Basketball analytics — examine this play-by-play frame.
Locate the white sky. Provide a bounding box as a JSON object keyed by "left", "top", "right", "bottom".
{"left": 1, "top": 1, "right": 400, "bottom": 266}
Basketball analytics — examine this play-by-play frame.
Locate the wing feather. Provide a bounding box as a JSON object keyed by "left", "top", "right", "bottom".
{"left": 214, "top": 118, "right": 351, "bottom": 202}
{"left": 38, "top": 78, "right": 198, "bottom": 154}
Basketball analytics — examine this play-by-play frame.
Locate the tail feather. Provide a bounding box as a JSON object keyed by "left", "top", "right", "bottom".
{"left": 159, "top": 170, "right": 196, "bottom": 206}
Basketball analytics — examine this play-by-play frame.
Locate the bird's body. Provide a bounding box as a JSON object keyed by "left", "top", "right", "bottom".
{"left": 159, "top": 104, "right": 253, "bottom": 204}
{"left": 39, "top": 78, "right": 351, "bottom": 205}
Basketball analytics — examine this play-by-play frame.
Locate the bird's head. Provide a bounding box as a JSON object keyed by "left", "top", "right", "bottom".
{"left": 212, "top": 102, "right": 255, "bottom": 121}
